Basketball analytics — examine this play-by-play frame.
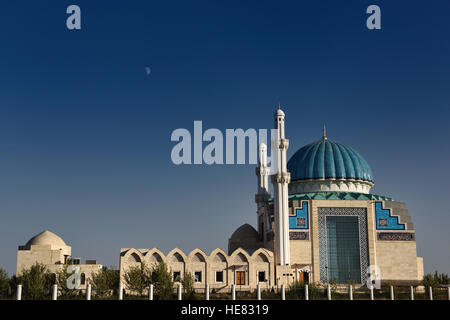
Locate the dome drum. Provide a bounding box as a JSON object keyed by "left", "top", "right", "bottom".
{"left": 289, "top": 178, "right": 374, "bottom": 195}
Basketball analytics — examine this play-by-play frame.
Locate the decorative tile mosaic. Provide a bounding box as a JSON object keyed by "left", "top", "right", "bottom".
{"left": 375, "top": 202, "right": 405, "bottom": 230}
{"left": 269, "top": 192, "right": 393, "bottom": 203}
{"left": 289, "top": 201, "right": 309, "bottom": 229}
{"left": 318, "top": 207, "right": 369, "bottom": 284}
{"left": 377, "top": 232, "right": 415, "bottom": 241}
{"left": 289, "top": 231, "right": 309, "bottom": 240}
{"left": 296, "top": 218, "right": 306, "bottom": 227}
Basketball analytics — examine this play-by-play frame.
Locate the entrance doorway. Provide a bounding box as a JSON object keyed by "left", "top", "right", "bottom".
{"left": 236, "top": 271, "right": 245, "bottom": 285}
{"left": 299, "top": 271, "right": 309, "bottom": 284}
{"left": 326, "top": 216, "right": 361, "bottom": 283}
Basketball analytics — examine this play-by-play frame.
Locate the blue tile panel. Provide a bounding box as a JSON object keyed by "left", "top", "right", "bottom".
{"left": 289, "top": 201, "right": 309, "bottom": 229}
{"left": 287, "top": 139, "right": 374, "bottom": 182}
{"left": 375, "top": 201, "right": 405, "bottom": 230}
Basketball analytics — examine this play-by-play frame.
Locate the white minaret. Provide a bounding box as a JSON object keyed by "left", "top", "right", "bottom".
{"left": 255, "top": 143, "right": 270, "bottom": 236}
{"left": 270, "top": 104, "right": 291, "bottom": 266}
{"left": 256, "top": 143, "right": 270, "bottom": 198}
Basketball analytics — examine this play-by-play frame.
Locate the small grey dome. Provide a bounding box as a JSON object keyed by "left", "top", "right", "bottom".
{"left": 229, "top": 224, "right": 259, "bottom": 241}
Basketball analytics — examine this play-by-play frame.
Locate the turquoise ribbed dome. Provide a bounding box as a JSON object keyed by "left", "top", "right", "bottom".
{"left": 287, "top": 139, "right": 374, "bottom": 182}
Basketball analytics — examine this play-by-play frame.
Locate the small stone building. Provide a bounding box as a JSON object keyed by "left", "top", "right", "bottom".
{"left": 17, "top": 230, "right": 102, "bottom": 289}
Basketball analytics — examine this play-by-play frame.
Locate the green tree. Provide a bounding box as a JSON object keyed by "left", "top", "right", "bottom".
{"left": 181, "top": 272, "right": 195, "bottom": 299}
{"left": 91, "top": 267, "right": 120, "bottom": 298}
{"left": 0, "top": 268, "right": 9, "bottom": 297}
{"left": 150, "top": 261, "right": 174, "bottom": 300}
{"left": 433, "top": 271, "right": 449, "bottom": 285}
{"left": 18, "top": 263, "right": 52, "bottom": 300}
{"left": 123, "top": 262, "right": 151, "bottom": 294}
{"left": 423, "top": 273, "right": 439, "bottom": 289}
{"left": 56, "top": 265, "right": 81, "bottom": 298}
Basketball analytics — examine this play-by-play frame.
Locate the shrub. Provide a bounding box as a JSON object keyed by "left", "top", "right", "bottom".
{"left": 286, "top": 281, "right": 324, "bottom": 300}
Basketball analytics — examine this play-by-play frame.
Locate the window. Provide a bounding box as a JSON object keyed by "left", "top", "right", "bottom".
{"left": 194, "top": 271, "right": 202, "bottom": 283}
{"left": 81, "top": 273, "right": 86, "bottom": 285}
{"left": 173, "top": 271, "right": 181, "bottom": 281}
{"left": 258, "top": 271, "right": 266, "bottom": 282}
{"left": 67, "top": 258, "right": 80, "bottom": 265}
{"left": 215, "top": 271, "right": 224, "bottom": 283}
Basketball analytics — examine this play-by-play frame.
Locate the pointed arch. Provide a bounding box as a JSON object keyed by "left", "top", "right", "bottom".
{"left": 230, "top": 248, "right": 251, "bottom": 265}
{"left": 251, "top": 248, "right": 273, "bottom": 263}
{"left": 167, "top": 248, "right": 187, "bottom": 263}
{"left": 188, "top": 248, "right": 208, "bottom": 263}
{"left": 209, "top": 248, "right": 229, "bottom": 264}
{"left": 144, "top": 248, "right": 166, "bottom": 265}
{"left": 122, "top": 248, "right": 144, "bottom": 264}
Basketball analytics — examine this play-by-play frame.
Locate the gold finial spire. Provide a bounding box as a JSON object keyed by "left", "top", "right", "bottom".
{"left": 278, "top": 102, "right": 281, "bottom": 110}
{"left": 323, "top": 124, "right": 327, "bottom": 140}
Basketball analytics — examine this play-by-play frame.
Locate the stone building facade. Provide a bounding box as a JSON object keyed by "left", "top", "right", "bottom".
{"left": 119, "top": 247, "right": 275, "bottom": 292}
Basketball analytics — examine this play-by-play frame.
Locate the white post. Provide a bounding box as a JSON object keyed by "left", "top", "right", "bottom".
{"left": 369, "top": 285, "right": 374, "bottom": 300}
{"left": 305, "top": 284, "right": 309, "bottom": 301}
{"left": 257, "top": 284, "right": 261, "bottom": 300}
{"left": 428, "top": 286, "right": 433, "bottom": 300}
{"left": 86, "top": 284, "right": 91, "bottom": 300}
{"left": 448, "top": 286, "right": 450, "bottom": 300}
{"left": 52, "top": 284, "right": 58, "bottom": 300}
{"left": 327, "top": 284, "right": 331, "bottom": 300}
{"left": 178, "top": 283, "right": 182, "bottom": 300}
{"left": 16, "top": 284, "right": 22, "bottom": 300}
{"left": 205, "top": 284, "right": 210, "bottom": 300}
{"left": 349, "top": 285, "right": 353, "bottom": 300}
{"left": 231, "top": 284, "right": 236, "bottom": 300}
{"left": 148, "top": 284, "right": 153, "bottom": 300}
{"left": 281, "top": 284, "right": 285, "bottom": 300}
{"left": 118, "top": 283, "right": 123, "bottom": 300}
{"left": 390, "top": 285, "right": 394, "bottom": 300}
{"left": 410, "top": 286, "right": 414, "bottom": 300}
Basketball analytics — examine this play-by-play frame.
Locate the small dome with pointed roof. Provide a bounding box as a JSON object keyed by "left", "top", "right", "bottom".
{"left": 228, "top": 224, "right": 263, "bottom": 255}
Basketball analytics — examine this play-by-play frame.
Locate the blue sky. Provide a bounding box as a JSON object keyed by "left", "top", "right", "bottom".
{"left": 0, "top": 1, "right": 449, "bottom": 275}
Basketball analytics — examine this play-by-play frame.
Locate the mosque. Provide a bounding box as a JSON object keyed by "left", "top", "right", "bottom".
{"left": 119, "top": 106, "right": 424, "bottom": 291}
{"left": 17, "top": 106, "right": 424, "bottom": 292}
